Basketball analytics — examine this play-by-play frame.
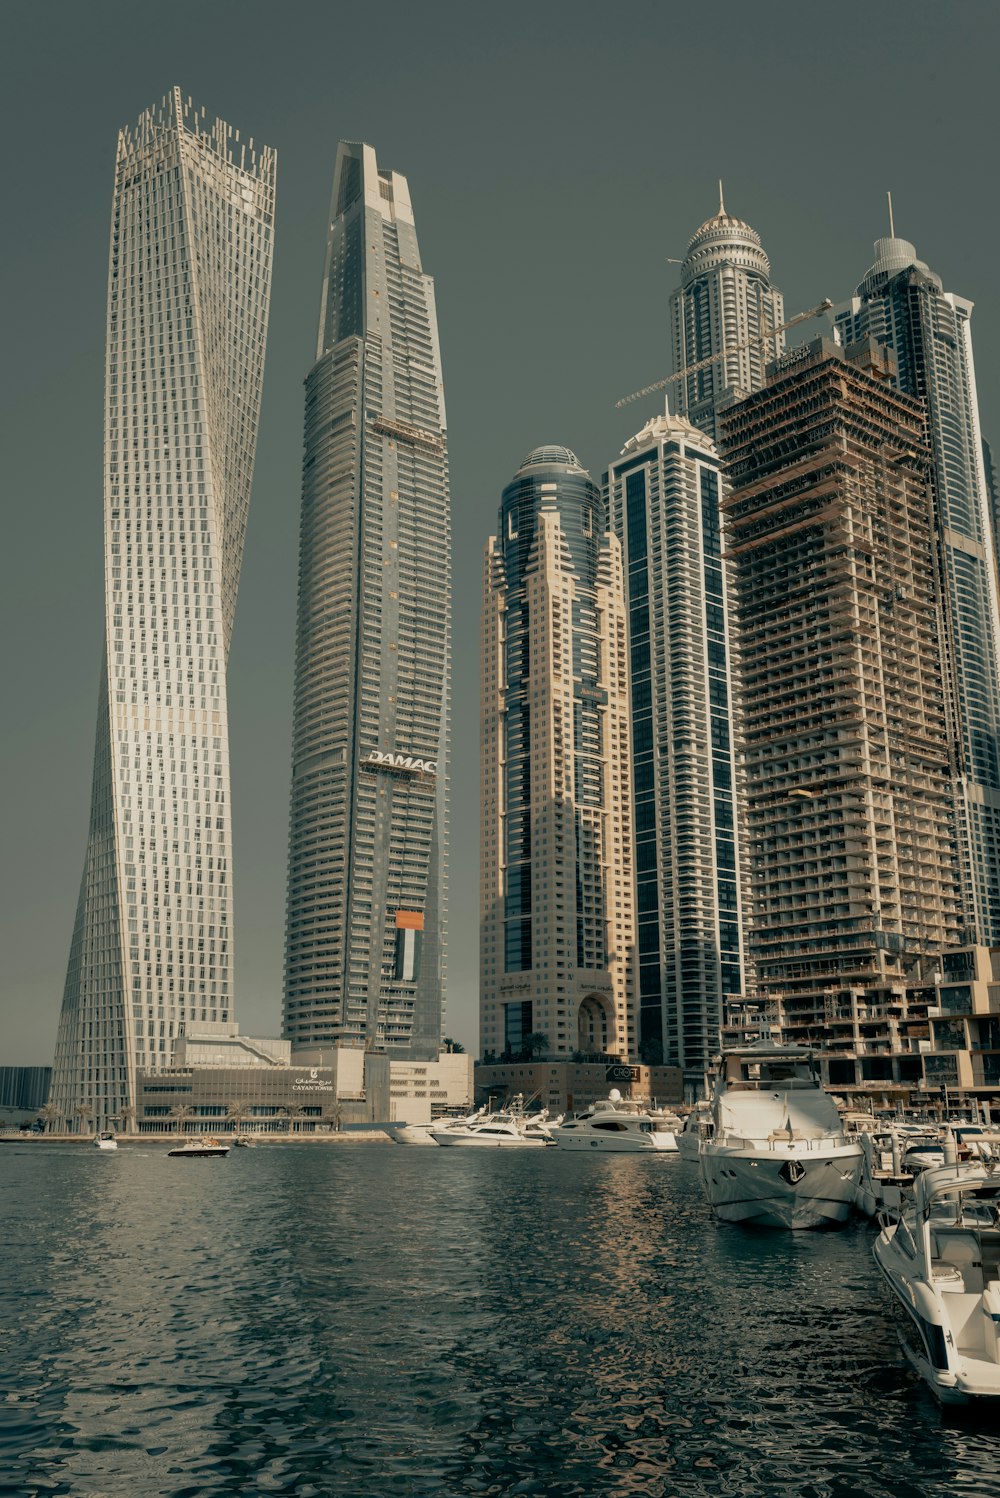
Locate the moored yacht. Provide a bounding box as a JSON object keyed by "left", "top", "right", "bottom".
{"left": 874, "top": 1159, "right": 1000, "bottom": 1405}
{"left": 699, "top": 1043, "right": 862, "bottom": 1229}
{"left": 430, "top": 1097, "right": 553, "bottom": 1148}
{"left": 676, "top": 1102, "right": 712, "bottom": 1161}
{"left": 549, "top": 1091, "right": 680, "bottom": 1152}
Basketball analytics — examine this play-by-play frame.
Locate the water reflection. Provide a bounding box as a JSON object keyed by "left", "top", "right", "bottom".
{"left": 2, "top": 1145, "right": 1000, "bottom": 1495}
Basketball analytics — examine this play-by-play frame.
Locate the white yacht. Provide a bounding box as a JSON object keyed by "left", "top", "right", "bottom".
{"left": 430, "top": 1098, "right": 553, "bottom": 1149}
{"left": 549, "top": 1091, "right": 680, "bottom": 1152}
{"left": 389, "top": 1106, "right": 489, "bottom": 1146}
{"left": 94, "top": 1131, "right": 118, "bottom": 1151}
{"left": 699, "top": 1044, "right": 862, "bottom": 1229}
{"left": 874, "top": 1159, "right": 1000, "bottom": 1406}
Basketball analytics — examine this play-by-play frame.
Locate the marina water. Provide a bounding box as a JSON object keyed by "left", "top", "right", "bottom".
{"left": 3, "top": 1143, "right": 999, "bottom": 1497}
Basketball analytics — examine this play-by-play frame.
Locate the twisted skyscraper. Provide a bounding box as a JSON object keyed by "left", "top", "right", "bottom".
{"left": 283, "top": 144, "right": 450, "bottom": 1058}
{"left": 52, "top": 90, "right": 276, "bottom": 1129}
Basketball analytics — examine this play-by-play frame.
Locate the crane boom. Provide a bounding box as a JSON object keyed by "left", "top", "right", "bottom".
{"left": 614, "top": 298, "right": 834, "bottom": 409}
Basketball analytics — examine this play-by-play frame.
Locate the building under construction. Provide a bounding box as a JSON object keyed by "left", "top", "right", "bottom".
{"left": 720, "top": 337, "right": 961, "bottom": 1096}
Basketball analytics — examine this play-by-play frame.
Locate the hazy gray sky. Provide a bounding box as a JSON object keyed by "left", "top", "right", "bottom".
{"left": 2, "top": 0, "right": 998, "bottom": 1062}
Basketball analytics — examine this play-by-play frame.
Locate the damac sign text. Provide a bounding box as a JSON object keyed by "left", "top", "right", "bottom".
{"left": 361, "top": 749, "right": 438, "bottom": 778}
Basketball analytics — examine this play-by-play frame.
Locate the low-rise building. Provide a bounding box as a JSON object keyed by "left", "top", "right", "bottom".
{"left": 475, "top": 1059, "right": 682, "bottom": 1116}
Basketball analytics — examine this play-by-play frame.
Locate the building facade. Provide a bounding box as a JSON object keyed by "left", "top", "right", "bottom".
{"left": 834, "top": 237, "right": 1000, "bottom": 945}
{"left": 481, "top": 447, "right": 636, "bottom": 1065}
{"left": 605, "top": 412, "right": 745, "bottom": 1087}
{"left": 721, "top": 338, "right": 960, "bottom": 1093}
{"left": 283, "top": 143, "right": 450, "bottom": 1058}
{"left": 52, "top": 91, "right": 275, "bottom": 1130}
{"left": 669, "top": 189, "right": 784, "bottom": 443}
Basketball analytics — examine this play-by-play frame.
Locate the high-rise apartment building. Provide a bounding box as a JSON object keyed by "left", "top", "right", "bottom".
{"left": 605, "top": 411, "right": 744, "bottom": 1085}
{"left": 669, "top": 189, "right": 784, "bottom": 443}
{"left": 834, "top": 236, "right": 1000, "bottom": 944}
{"left": 52, "top": 91, "right": 275, "bottom": 1129}
{"left": 481, "top": 448, "right": 635, "bottom": 1063}
{"left": 283, "top": 143, "right": 450, "bottom": 1058}
{"left": 721, "top": 338, "right": 959, "bottom": 1085}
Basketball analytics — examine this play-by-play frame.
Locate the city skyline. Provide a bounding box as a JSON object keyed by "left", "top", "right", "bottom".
{"left": 3, "top": 0, "right": 1000, "bottom": 1063}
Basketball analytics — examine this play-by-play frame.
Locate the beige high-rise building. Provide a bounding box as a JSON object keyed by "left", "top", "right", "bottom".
{"left": 480, "top": 447, "right": 636, "bottom": 1064}
{"left": 721, "top": 337, "right": 960, "bottom": 1094}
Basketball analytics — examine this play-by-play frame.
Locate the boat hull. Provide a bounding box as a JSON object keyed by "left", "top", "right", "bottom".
{"left": 873, "top": 1237, "right": 1000, "bottom": 1406}
{"left": 700, "top": 1144, "right": 862, "bottom": 1228}
{"left": 549, "top": 1130, "right": 677, "bottom": 1152}
{"left": 430, "top": 1130, "right": 549, "bottom": 1148}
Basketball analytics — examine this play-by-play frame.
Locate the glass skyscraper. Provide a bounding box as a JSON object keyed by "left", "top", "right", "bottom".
{"left": 669, "top": 190, "right": 784, "bottom": 443}
{"left": 283, "top": 143, "right": 450, "bottom": 1058}
{"left": 52, "top": 90, "right": 276, "bottom": 1130}
{"left": 835, "top": 236, "right": 1000, "bottom": 943}
{"left": 605, "top": 413, "right": 744, "bottom": 1086}
{"left": 480, "top": 448, "right": 635, "bottom": 1065}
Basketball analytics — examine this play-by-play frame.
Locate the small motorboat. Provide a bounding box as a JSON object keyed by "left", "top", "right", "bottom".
{"left": 167, "top": 1135, "right": 230, "bottom": 1157}
{"left": 676, "top": 1102, "right": 712, "bottom": 1161}
{"left": 94, "top": 1131, "right": 118, "bottom": 1151}
{"left": 231, "top": 1135, "right": 256, "bottom": 1148}
{"left": 874, "top": 1158, "right": 1000, "bottom": 1405}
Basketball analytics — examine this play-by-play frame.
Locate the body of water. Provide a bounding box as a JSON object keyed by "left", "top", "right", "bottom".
{"left": 2, "top": 1142, "right": 999, "bottom": 1497}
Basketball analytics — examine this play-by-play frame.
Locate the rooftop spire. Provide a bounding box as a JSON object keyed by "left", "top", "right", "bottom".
{"left": 887, "top": 190, "right": 895, "bottom": 239}
{"left": 718, "top": 178, "right": 726, "bottom": 216}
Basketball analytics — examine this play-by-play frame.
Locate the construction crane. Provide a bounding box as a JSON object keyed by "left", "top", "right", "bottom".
{"left": 614, "top": 298, "right": 835, "bottom": 409}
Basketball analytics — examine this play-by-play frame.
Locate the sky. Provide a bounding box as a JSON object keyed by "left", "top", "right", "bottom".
{"left": 2, "top": 0, "right": 999, "bottom": 1063}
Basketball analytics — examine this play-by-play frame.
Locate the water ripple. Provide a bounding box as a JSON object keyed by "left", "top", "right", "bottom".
{"left": 2, "top": 1145, "right": 999, "bottom": 1495}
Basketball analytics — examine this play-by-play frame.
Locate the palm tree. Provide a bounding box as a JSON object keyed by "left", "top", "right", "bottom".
{"left": 37, "top": 1102, "right": 61, "bottom": 1135}
{"left": 169, "top": 1104, "right": 194, "bottom": 1134}
{"left": 324, "top": 1102, "right": 344, "bottom": 1134}
{"left": 525, "top": 1033, "right": 549, "bottom": 1060}
{"left": 73, "top": 1101, "right": 93, "bottom": 1136}
{"left": 226, "top": 1100, "right": 248, "bottom": 1136}
{"left": 285, "top": 1104, "right": 307, "bottom": 1135}
{"left": 442, "top": 1037, "right": 465, "bottom": 1054}
{"left": 114, "top": 1104, "right": 137, "bottom": 1137}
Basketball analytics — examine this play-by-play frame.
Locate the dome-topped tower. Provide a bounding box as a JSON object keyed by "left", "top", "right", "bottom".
{"left": 669, "top": 184, "right": 784, "bottom": 443}
{"left": 680, "top": 183, "right": 772, "bottom": 286}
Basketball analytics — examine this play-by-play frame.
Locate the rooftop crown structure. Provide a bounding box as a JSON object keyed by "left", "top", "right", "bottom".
{"left": 52, "top": 90, "right": 276, "bottom": 1130}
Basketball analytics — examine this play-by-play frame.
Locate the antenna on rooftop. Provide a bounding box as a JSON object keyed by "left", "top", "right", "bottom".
{"left": 887, "top": 190, "right": 895, "bottom": 239}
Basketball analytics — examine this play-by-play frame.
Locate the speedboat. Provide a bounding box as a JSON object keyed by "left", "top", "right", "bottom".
{"left": 874, "top": 1159, "right": 1000, "bottom": 1405}
{"left": 548, "top": 1090, "right": 680, "bottom": 1152}
{"left": 232, "top": 1135, "right": 256, "bottom": 1148}
{"left": 167, "top": 1135, "right": 230, "bottom": 1157}
{"left": 94, "top": 1131, "right": 118, "bottom": 1151}
{"left": 699, "top": 1043, "right": 862, "bottom": 1229}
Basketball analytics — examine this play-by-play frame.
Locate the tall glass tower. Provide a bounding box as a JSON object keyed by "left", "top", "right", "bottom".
{"left": 669, "top": 188, "right": 784, "bottom": 443}
{"left": 605, "top": 412, "right": 744, "bottom": 1086}
{"left": 835, "top": 236, "right": 1000, "bottom": 943}
{"left": 52, "top": 90, "right": 276, "bottom": 1130}
{"left": 480, "top": 448, "right": 635, "bottom": 1065}
{"left": 283, "top": 143, "right": 450, "bottom": 1059}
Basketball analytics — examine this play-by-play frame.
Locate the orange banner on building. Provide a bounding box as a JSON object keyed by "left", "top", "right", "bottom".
{"left": 395, "top": 910, "right": 425, "bottom": 931}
